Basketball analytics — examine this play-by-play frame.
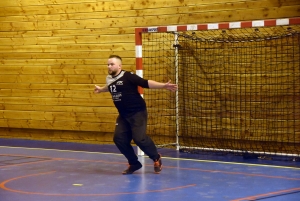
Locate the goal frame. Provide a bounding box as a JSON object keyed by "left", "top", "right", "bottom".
{"left": 135, "top": 17, "right": 300, "bottom": 156}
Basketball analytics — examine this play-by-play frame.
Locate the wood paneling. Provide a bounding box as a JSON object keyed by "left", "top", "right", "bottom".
{"left": 0, "top": 0, "right": 299, "bottom": 145}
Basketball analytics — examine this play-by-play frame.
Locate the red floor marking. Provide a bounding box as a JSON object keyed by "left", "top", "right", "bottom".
{"left": 231, "top": 187, "right": 300, "bottom": 201}
{"left": 0, "top": 159, "right": 57, "bottom": 168}
{"left": 0, "top": 153, "right": 145, "bottom": 165}
{"left": 0, "top": 171, "right": 196, "bottom": 196}
{"left": 1, "top": 153, "right": 299, "bottom": 199}
{"left": 1, "top": 153, "right": 300, "bottom": 181}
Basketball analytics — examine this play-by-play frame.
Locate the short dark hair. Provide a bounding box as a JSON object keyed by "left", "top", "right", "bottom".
{"left": 109, "top": 55, "right": 122, "bottom": 61}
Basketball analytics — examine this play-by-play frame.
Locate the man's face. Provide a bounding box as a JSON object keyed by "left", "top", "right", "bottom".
{"left": 107, "top": 57, "right": 121, "bottom": 76}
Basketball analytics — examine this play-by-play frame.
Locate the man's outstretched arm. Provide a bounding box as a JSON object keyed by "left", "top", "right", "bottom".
{"left": 94, "top": 85, "right": 109, "bottom": 93}
{"left": 148, "top": 80, "right": 178, "bottom": 92}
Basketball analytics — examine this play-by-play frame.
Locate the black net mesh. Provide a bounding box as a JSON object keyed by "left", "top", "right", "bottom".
{"left": 141, "top": 25, "right": 300, "bottom": 160}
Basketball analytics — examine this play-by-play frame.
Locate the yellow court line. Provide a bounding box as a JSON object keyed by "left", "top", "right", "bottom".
{"left": 0, "top": 146, "right": 299, "bottom": 170}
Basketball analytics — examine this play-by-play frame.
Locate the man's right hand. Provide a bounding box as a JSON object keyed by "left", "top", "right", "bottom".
{"left": 94, "top": 85, "right": 109, "bottom": 93}
{"left": 94, "top": 85, "right": 102, "bottom": 93}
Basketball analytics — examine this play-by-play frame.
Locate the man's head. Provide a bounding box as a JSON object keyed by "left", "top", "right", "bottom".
{"left": 107, "top": 55, "right": 122, "bottom": 76}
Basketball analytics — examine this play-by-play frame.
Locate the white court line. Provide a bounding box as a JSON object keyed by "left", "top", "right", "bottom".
{"left": 0, "top": 146, "right": 299, "bottom": 170}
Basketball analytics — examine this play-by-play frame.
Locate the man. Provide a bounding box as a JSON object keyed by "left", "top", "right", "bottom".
{"left": 94, "top": 55, "right": 177, "bottom": 174}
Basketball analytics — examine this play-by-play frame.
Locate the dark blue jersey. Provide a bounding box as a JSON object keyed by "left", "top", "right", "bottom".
{"left": 106, "top": 70, "right": 149, "bottom": 117}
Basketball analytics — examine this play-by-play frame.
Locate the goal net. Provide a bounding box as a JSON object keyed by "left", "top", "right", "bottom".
{"left": 135, "top": 18, "right": 300, "bottom": 159}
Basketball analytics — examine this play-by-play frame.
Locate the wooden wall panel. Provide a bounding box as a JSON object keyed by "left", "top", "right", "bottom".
{"left": 0, "top": 0, "right": 299, "bottom": 144}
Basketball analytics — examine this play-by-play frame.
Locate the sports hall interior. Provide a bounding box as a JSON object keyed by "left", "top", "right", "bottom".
{"left": 0, "top": 1, "right": 300, "bottom": 201}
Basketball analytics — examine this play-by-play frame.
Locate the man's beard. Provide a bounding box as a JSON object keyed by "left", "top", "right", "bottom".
{"left": 108, "top": 69, "right": 118, "bottom": 76}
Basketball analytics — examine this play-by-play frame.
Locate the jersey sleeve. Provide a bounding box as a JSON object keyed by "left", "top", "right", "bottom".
{"left": 128, "top": 72, "right": 149, "bottom": 88}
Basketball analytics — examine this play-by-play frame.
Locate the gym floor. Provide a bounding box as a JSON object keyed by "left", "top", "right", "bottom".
{"left": 0, "top": 139, "right": 299, "bottom": 201}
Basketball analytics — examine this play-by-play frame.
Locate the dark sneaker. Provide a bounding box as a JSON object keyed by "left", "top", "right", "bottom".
{"left": 122, "top": 162, "right": 142, "bottom": 174}
{"left": 154, "top": 154, "right": 162, "bottom": 174}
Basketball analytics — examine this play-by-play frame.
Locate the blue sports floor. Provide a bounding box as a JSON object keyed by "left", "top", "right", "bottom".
{"left": 0, "top": 139, "right": 299, "bottom": 201}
